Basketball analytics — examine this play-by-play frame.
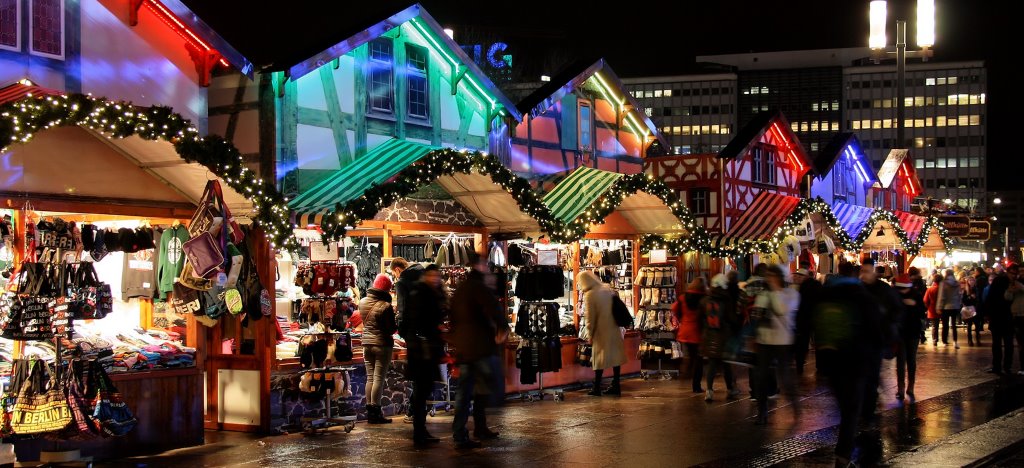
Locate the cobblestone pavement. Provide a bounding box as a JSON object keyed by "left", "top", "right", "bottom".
{"left": 102, "top": 335, "right": 1024, "bottom": 467}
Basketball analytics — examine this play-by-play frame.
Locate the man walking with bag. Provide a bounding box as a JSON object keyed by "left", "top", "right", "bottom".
{"left": 450, "top": 252, "right": 509, "bottom": 449}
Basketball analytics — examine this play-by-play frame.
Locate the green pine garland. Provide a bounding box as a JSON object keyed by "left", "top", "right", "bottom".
{"left": 319, "top": 148, "right": 559, "bottom": 240}
{"left": 0, "top": 93, "right": 298, "bottom": 250}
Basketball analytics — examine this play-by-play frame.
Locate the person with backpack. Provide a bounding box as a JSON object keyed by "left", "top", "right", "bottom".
{"left": 752, "top": 265, "right": 800, "bottom": 425}
{"left": 674, "top": 277, "right": 708, "bottom": 394}
{"left": 701, "top": 274, "right": 741, "bottom": 401}
{"left": 578, "top": 270, "right": 627, "bottom": 396}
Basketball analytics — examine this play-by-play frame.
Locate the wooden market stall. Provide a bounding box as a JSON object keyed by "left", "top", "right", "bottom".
{"left": 833, "top": 201, "right": 909, "bottom": 273}
{"left": 897, "top": 211, "right": 952, "bottom": 276}
{"left": 0, "top": 92, "right": 288, "bottom": 459}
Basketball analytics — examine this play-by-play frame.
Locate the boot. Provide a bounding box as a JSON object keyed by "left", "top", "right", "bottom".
{"left": 414, "top": 428, "right": 441, "bottom": 445}
{"left": 472, "top": 396, "right": 499, "bottom": 439}
{"left": 368, "top": 404, "right": 392, "bottom": 424}
{"left": 604, "top": 382, "right": 621, "bottom": 396}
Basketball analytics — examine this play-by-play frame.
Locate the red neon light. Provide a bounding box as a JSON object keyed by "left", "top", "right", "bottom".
{"left": 144, "top": 0, "right": 229, "bottom": 67}
{"left": 769, "top": 122, "right": 804, "bottom": 172}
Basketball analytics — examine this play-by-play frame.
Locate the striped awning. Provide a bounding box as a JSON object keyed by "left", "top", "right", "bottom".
{"left": 543, "top": 167, "right": 623, "bottom": 224}
{"left": 0, "top": 82, "right": 62, "bottom": 106}
{"left": 289, "top": 139, "right": 439, "bottom": 225}
{"left": 896, "top": 211, "right": 927, "bottom": 242}
{"left": 832, "top": 201, "right": 876, "bottom": 238}
{"left": 716, "top": 192, "right": 802, "bottom": 247}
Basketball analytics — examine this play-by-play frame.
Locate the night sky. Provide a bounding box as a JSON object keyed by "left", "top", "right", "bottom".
{"left": 408, "top": 0, "right": 1009, "bottom": 190}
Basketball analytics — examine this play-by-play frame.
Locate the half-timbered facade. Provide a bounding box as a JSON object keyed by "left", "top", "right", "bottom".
{"left": 511, "top": 59, "right": 665, "bottom": 179}
{"left": 810, "top": 132, "right": 877, "bottom": 207}
{"left": 0, "top": 0, "right": 219, "bottom": 126}
{"left": 181, "top": 3, "right": 520, "bottom": 197}
{"left": 870, "top": 149, "right": 922, "bottom": 212}
{"left": 645, "top": 111, "right": 810, "bottom": 234}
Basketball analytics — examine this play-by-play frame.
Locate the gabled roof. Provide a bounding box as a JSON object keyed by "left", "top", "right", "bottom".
{"left": 516, "top": 59, "right": 668, "bottom": 149}
{"left": 718, "top": 111, "right": 812, "bottom": 175}
{"left": 814, "top": 132, "right": 878, "bottom": 184}
{"left": 172, "top": 1, "right": 520, "bottom": 120}
{"left": 874, "top": 149, "right": 922, "bottom": 195}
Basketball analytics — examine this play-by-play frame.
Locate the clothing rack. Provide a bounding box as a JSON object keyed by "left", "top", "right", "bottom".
{"left": 635, "top": 264, "right": 680, "bottom": 380}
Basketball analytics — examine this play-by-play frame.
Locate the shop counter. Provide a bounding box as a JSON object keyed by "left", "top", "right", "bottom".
{"left": 14, "top": 367, "right": 204, "bottom": 462}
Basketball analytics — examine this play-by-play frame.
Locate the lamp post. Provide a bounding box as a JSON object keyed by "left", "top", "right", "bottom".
{"left": 869, "top": 0, "right": 935, "bottom": 153}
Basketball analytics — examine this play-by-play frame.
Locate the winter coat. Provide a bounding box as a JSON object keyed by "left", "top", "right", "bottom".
{"left": 700, "top": 287, "right": 740, "bottom": 359}
{"left": 395, "top": 263, "right": 423, "bottom": 324}
{"left": 754, "top": 287, "right": 799, "bottom": 345}
{"left": 450, "top": 270, "right": 510, "bottom": 362}
{"left": 673, "top": 289, "right": 705, "bottom": 344}
{"left": 796, "top": 278, "right": 824, "bottom": 336}
{"left": 985, "top": 273, "right": 1012, "bottom": 331}
{"left": 358, "top": 288, "right": 397, "bottom": 347}
{"left": 937, "top": 276, "right": 963, "bottom": 310}
{"left": 579, "top": 271, "right": 626, "bottom": 370}
{"left": 924, "top": 284, "right": 940, "bottom": 319}
{"left": 401, "top": 281, "right": 446, "bottom": 380}
{"left": 1004, "top": 281, "right": 1024, "bottom": 317}
{"left": 899, "top": 288, "right": 926, "bottom": 341}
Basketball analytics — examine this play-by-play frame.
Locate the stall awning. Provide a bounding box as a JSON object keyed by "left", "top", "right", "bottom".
{"left": 289, "top": 139, "right": 541, "bottom": 233}
{"left": 897, "top": 211, "right": 946, "bottom": 253}
{"left": 715, "top": 192, "right": 801, "bottom": 247}
{"left": 289, "top": 139, "right": 438, "bottom": 224}
{"left": 543, "top": 167, "right": 623, "bottom": 224}
{"left": 832, "top": 201, "right": 876, "bottom": 239}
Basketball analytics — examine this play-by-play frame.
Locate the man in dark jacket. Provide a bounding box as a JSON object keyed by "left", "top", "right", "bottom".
{"left": 908, "top": 267, "right": 928, "bottom": 344}
{"left": 391, "top": 257, "right": 421, "bottom": 423}
{"left": 401, "top": 264, "right": 446, "bottom": 445}
{"left": 860, "top": 259, "right": 903, "bottom": 423}
{"left": 894, "top": 275, "right": 925, "bottom": 400}
{"left": 815, "top": 262, "right": 884, "bottom": 467}
{"left": 986, "top": 265, "right": 1014, "bottom": 374}
{"left": 793, "top": 268, "right": 822, "bottom": 374}
{"left": 449, "top": 252, "right": 510, "bottom": 449}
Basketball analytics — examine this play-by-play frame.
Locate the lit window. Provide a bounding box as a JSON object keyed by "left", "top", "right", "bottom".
{"left": 873, "top": 99, "right": 882, "bottom": 108}
{"left": 862, "top": 119, "right": 871, "bottom": 129}
{"left": 720, "top": 125, "right": 730, "bottom": 134}
{"left": 980, "top": 93, "right": 986, "bottom": 104}
{"left": 969, "top": 95, "right": 979, "bottom": 105}
{"left": 915, "top": 119, "right": 924, "bottom": 128}
{"left": 30, "top": 0, "right": 63, "bottom": 58}
{"left": 760, "top": 86, "right": 769, "bottom": 94}
{"left": 700, "top": 125, "right": 710, "bottom": 135}
{"left": 662, "top": 126, "right": 671, "bottom": 134}
{"left": 681, "top": 126, "right": 691, "bottom": 136}
{"left": 681, "top": 145, "right": 691, "bottom": 154}
{"left": 810, "top": 142, "right": 819, "bottom": 152}
{"left": 947, "top": 156, "right": 957, "bottom": 167}
{"left": 832, "top": 100, "right": 839, "bottom": 109}
{"left": 654, "top": 90, "right": 663, "bottom": 97}
{"left": 915, "top": 159, "right": 923, "bottom": 169}
{"left": 926, "top": 78, "right": 936, "bottom": 86}
{"left": 852, "top": 120, "right": 861, "bottom": 130}
{"left": 969, "top": 115, "right": 981, "bottom": 125}
{"left": 925, "top": 159, "right": 935, "bottom": 168}
{"left": 936, "top": 116, "right": 946, "bottom": 127}
{"left": 710, "top": 124, "right": 720, "bottom": 134}
{"left": 914, "top": 138, "right": 925, "bottom": 149}
{"left": 645, "top": 107, "right": 653, "bottom": 116}
{"left": 882, "top": 119, "right": 892, "bottom": 129}
{"left": 938, "top": 96, "right": 947, "bottom": 106}
{"left": 0, "top": 0, "right": 18, "bottom": 50}
{"left": 406, "top": 45, "right": 429, "bottom": 119}
{"left": 753, "top": 106, "right": 761, "bottom": 113}
{"left": 958, "top": 94, "right": 969, "bottom": 104}
{"left": 811, "top": 121, "right": 819, "bottom": 132}
{"left": 578, "top": 101, "right": 593, "bottom": 151}
{"left": 750, "top": 87, "right": 759, "bottom": 94}
{"left": 812, "top": 103, "right": 819, "bottom": 111}
{"left": 831, "top": 121, "right": 839, "bottom": 131}
{"left": 969, "top": 157, "right": 980, "bottom": 167}
{"left": 925, "top": 117, "right": 933, "bottom": 127}
{"left": 935, "top": 157, "right": 946, "bottom": 168}
{"left": 761, "top": 105, "right": 768, "bottom": 112}
{"left": 937, "top": 77, "right": 947, "bottom": 85}
{"left": 367, "top": 38, "right": 394, "bottom": 114}
{"left": 883, "top": 99, "right": 893, "bottom": 108}
{"left": 948, "top": 76, "right": 958, "bottom": 85}
{"left": 672, "top": 126, "right": 682, "bottom": 134}
{"left": 904, "top": 97, "right": 914, "bottom": 107}
{"left": 926, "top": 97, "right": 934, "bottom": 106}
{"left": 800, "top": 122, "right": 809, "bottom": 132}
{"left": 959, "top": 115, "right": 970, "bottom": 126}
{"left": 914, "top": 96, "right": 924, "bottom": 106}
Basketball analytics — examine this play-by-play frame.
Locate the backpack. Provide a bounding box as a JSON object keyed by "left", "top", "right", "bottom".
{"left": 611, "top": 294, "right": 634, "bottom": 329}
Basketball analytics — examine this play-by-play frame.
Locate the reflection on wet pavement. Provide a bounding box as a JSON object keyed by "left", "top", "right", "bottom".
{"left": 101, "top": 338, "right": 1024, "bottom": 467}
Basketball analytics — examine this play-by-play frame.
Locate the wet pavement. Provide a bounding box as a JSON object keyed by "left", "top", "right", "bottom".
{"left": 100, "top": 334, "right": 1024, "bottom": 467}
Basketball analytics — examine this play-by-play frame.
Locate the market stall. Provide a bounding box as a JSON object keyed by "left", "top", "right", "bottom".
{"left": 896, "top": 211, "right": 953, "bottom": 276}
{"left": 0, "top": 92, "right": 292, "bottom": 458}
{"left": 832, "top": 201, "right": 910, "bottom": 273}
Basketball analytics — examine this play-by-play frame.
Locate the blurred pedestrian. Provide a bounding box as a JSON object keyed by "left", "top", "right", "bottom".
{"left": 986, "top": 264, "right": 1014, "bottom": 374}
{"left": 937, "top": 269, "right": 963, "bottom": 348}
{"left": 963, "top": 276, "right": 981, "bottom": 345}
{"left": 401, "top": 264, "right": 446, "bottom": 446}
{"left": 579, "top": 270, "right": 627, "bottom": 396}
{"left": 1005, "top": 265, "right": 1024, "bottom": 375}
{"left": 450, "top": 253, "right": 509, "bottom": 449}
{"left": 752, "top": 265, "right": 800, "bottom": 425}
{"left": 972, "top": 266, "right": 989, "bottom": 346}
{"left": 702, "top": 274, "right": 741, "bottom": 401}
{"left": 925, "top": 274, "right": 942, "bottom": 346}
{"left": 893, "top": 275, "right": 924, "bottom": 400}
{"left": 792, "top": 268, "right": 822, "bottom": 374}
{"left": 860, "top": 259, "right": 903, "bottom": 422}
{"left": 675, "top": 277, "right": 707, "bottom": 393}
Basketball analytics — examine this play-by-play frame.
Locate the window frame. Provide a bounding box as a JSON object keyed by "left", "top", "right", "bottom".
{"left": 577, "top": 100, "right": 593, "bottom": 153}
{"left": 366, "top": 38, "right": 395, "bottom": 115}
{"left": 750, "top": 146, "right": 763, "bottom": 183}
{"left": 0, "top": 0, "right": 20, "bottom": 52}
{"left": 833, "top": 157, "right": 849, "bottom": 199}
{"left": 29, "top": 0, "right": 64, "bottom": 59}
{"left": 405, "top": 43, "right": 429, "bottom": 121}
{"left": 690, "top": 188, "right": 710, "bottom": 215}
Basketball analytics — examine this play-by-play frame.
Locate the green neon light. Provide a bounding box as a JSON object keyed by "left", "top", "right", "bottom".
{"left": 592, "top": 72, "right": 624, "bottom": 105}
{"left": 626, "top": 112, "right": 648, "bottom": 136}
{"left": 408, "top": 18, "right": 500, "bottom": 112}
{"left": 592, "top": 72, "right": 646, "bottom": 138}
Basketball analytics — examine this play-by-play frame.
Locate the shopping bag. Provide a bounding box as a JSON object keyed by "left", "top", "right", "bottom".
{"left": 11, "top": 362, "right": 72, "bottom": 435}
{"left": 182, "top": 232, "right": 224, "bottom": 279}
{"left": 89, "top": 364, "right": 137, "bottom": 437}
{"left": 961, "top": 305, "right": 977, "bottom": 320}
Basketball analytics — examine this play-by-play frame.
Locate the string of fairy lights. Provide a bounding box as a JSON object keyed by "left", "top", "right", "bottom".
{"left": 0, "top": 94, "right": 952, "bottom": 261}
{"left": 0, "top": 93, "right": 299, "bottom": 251}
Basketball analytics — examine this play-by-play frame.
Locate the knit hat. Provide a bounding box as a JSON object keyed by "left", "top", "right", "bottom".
{"left": 894, "top": 275, "right": 913, "bottom": 288}
{"left": 711, "top": 273, "right": 729, "bottom": 290}
{"left": 372, "top": 273, "right": 393, "bottom": 291}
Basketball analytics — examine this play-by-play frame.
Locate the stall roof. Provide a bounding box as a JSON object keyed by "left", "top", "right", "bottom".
{"left": 719, "top": 111, "right": 812, "bottom": 176}
{"left": 713, "top": 192, "right": 802, "bottom": 248}
{"left": 0, "top": 126, "right": 252, "bottom": 215}
{"left": 542, "top": 166, "right": 687, "bottom": 235}
{"left": 897, "top": 211, "right": 948, "bottom": 253}
{"left": 814, "top": 133, "right": 879, "bottom": 184}
{"left": 833, "top": 201, "right": 902, "bottom": 251}
{"left": 288, "top": 139, "right": 540, "bottom": 233}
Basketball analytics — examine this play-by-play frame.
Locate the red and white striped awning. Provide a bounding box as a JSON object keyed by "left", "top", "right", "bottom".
{"left": 714, "top": 192, "right": 802, "bottom": 247}
{"left": 896, "top": 211, "right": 926, "bottom": 242}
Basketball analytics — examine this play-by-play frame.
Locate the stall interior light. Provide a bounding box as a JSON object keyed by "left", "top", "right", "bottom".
{"left": 145, "top": 0, "right": 229, "bottom": 67}
{"left": 869, "top": 0, "right": 888, "bottom": 49}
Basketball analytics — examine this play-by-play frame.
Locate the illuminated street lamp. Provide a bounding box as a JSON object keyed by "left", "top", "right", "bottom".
{"left": 869, "top": 0, "right": 935, "bottom": 150}
{"left": 994, "top": 197, "right": 1002, "bottom": 205}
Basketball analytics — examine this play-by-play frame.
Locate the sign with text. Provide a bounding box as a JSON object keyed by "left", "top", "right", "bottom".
{"left": 960, "top": 220, "right": 991, "bottom": 241}
{"left": 940, "top": 216, "right": 971, "bottom": 238}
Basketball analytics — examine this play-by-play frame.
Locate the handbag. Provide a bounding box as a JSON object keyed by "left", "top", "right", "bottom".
{"left": 961, "top": 305, "right": 977, "bottom": 320}
{"left": 48, "top": 366, "right": 101, "bottom": 441}
{"left": 12, "top": 361, "right": 73, "bottom": 435}
{"left": 89, "top": 363, "right": 137, "bottom": 436}
{"left": 182, "top": 232, "right": 224, "bottom": 279}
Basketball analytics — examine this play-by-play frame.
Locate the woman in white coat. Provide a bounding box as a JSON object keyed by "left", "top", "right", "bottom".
{"left": 579, "top": 270, "right": 627, "bottom": 396}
